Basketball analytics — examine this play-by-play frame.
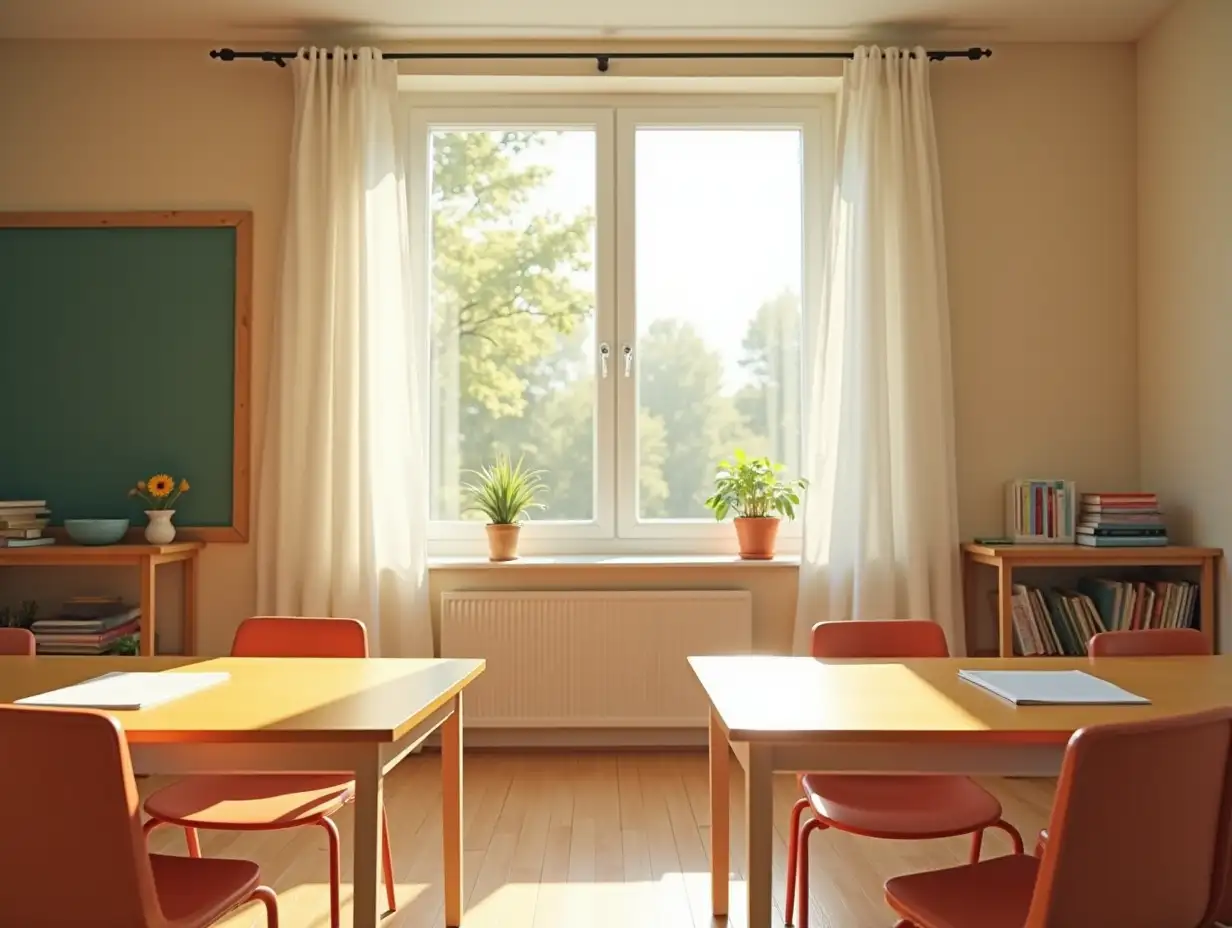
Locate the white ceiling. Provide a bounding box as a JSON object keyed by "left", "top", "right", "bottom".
{"left": 0, "top": 0, "right": 1176, "bottom": 43}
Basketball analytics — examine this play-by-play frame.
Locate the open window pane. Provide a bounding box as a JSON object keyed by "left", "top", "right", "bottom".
{"left": 428, "top": 128, "right": 598, "bottom": 523}
{"left": 634, "top": 128, "right": 804, "bottom": 521}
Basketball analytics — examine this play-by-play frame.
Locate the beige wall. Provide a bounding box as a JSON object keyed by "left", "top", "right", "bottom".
{"left": 1138, "top": 0, "right": 1232, "bottom": 644}
{"left": 0, "top": 41, "right": 1139, "bottom": 655}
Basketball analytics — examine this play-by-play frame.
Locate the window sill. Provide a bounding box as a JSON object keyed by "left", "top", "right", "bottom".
{"left": 427, "top": 553, "right": 800, "bottom": 570}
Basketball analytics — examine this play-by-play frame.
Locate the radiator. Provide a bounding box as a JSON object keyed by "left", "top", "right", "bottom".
{"left": 439, "top": 590, "right": 753, "bottom": 727}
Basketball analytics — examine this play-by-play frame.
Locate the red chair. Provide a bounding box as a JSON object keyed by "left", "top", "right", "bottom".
{"left": 1089, "top": 627, "right": 1210, "bottom": 657}
{"left": 142, "top": 617, "right": 397, "bottom": 928}
{"left": 1034, "top": 625, "right": 1231, "bottom": 923}
{"left": 785, "top": 621, "right": 1024, "bottom": 927}
{"left": 0, "top": 705, "right": 278, "bottom": 927}
{"left": 885, "top": 707, "right": 1232, "bottom": 928}
{"left": 0, "top": 627, "right": 36, "bottom": 655}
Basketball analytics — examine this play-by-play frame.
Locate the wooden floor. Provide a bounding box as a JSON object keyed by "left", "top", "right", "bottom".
{"left": 145, "top": 752, "right": 1055, "bottom": 928}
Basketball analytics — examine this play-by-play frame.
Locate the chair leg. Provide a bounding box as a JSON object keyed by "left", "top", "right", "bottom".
{"left": 141, "top": 818, "right": 160, "bottom": 846}
{"left": 381, "top": 801, "right": 397, "bottom": 913}
{"left": 991, "top": 819, "right": 1025, "bottom": 855}
{"left": 968, "top": 829, "right": 984, "bottom": 865}
{"left": 320, "top": 817, "right": 342, "bottom": 928}
{"left": 250, "top": 885, "right": 279, "bottom": 928}
{"left": 796, "top": 817, "right": 825, "bottom": 928}
{"left": 784, "top": 797, "right": 809, "bottom": 926}
{"left": 184, "top": 826, "right": 202, "bottom": 858}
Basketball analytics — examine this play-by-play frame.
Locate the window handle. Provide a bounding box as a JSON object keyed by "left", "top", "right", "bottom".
{"left": 623, "top": 344, "right": 633, "bottom": 377}
{"left": 599, "top": 342, "right": 610, "bottom": 378}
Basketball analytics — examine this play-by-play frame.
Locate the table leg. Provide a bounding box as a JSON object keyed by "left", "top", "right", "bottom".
{"left": 442, "top": 695, "right": 463, "bottom": 927}
{"left": 353, "top": 747, "right": 385, "bottom": 928}
{"left": 139, "top": 556, "right": 156, "bottom": 657}
{"left": 182, "top": 554, "right": 198, "bottom": 655}
{"left": 744, "top": 744, "right": 774, "bottom": 928}
{"left": 709, "top": 707, "right": 730, "bottom": 918}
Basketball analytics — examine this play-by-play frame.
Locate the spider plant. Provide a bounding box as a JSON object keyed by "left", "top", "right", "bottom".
{"left": 462, "top": 454, "right": 548, "bottom": 525}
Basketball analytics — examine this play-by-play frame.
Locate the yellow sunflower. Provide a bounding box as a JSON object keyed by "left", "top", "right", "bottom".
{"left": 147, "top": 474, "right": 175, "bottom": 499}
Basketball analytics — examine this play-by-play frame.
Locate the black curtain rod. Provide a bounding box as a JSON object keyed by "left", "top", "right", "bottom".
{"left": 209, "top": 46, "right": 992, "bottom": 71}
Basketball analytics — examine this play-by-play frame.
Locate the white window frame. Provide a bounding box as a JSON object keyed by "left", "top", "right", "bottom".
{"left": 409, "top": 91, "right": 835, "bottom": 557}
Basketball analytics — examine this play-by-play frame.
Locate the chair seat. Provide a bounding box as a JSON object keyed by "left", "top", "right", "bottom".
{"left": 885, "top": 853, "right": 1040, "bottom": 928}
{"left": 151, "top": 852, "right": 261, "bottom": 927}
{"left": 145, "top": 774, "right": 354, "bottom": 829}
{"left": 801, "top": 773, "right": 1003, "bottom": 837}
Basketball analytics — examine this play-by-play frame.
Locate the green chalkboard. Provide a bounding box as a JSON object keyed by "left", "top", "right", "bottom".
{"left": 0, "top": 212, "right": 251, "bottom": 541}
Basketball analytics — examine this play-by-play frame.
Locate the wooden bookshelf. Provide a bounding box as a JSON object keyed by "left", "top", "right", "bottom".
{"left": 962, "top": 543, "right": 1222, "bottom": 657}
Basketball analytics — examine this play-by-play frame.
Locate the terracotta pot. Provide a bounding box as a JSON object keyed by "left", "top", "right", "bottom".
{"left": 734, "top": 517, "right": 781, "bottom": 560}
{"left": 485, "top": 523, "right": 521, "bottom": 562}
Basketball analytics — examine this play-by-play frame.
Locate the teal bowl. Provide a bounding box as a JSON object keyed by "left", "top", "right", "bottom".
{"left": 64, "top": 518, "right": 130, "bottom": 546}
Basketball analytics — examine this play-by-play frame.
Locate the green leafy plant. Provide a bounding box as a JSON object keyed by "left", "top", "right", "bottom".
{"left": 704, "top": 449, "right": 808, "bottom": 521}
{"left": 110, "top": 634, "right": 140, "bottom": 656}
{"left": 0, "top": 600, "right": 38, "bottom": 629}
{"left": 462, "top": 454, "right": 548, "bottom": 525}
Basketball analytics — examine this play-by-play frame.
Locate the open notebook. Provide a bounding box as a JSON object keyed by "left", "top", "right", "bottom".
{"left": 959, "top": 669, "right": 1150, "bottom": 706}
{"left": 15, "top": 672, "right": 230, "bottom": 710}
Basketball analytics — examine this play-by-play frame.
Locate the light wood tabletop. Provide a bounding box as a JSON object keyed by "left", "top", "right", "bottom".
{"left": 691, "top": 653, "right": 1232, "bottom": 928}
{"left": 0, "top": 655, "right": 484, "bottom": 743}
{"left": 0, "top": 654, "right": 485, "bottom": 928}
{"left": 690, "top": 654, "right": 1232, "bottom": 744}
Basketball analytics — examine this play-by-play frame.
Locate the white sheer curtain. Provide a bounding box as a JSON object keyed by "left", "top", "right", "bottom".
{"left": 256, "top": 47, "right": 433, "bottom": 658}
{"left": 794, "top": 47, "right": 963, "bottom": 654}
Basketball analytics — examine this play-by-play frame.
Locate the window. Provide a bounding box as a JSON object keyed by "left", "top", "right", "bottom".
{"left": 412, "top": 96, "right": 831, "bottom": 554}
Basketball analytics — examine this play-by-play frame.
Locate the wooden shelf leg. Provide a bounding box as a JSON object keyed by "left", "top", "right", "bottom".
{"left": 997, "top": 562, "right": 1014, "bottom": 657}
{"left": 139, "top": 556, "right": 156, "bottom": 657}
{"left": 1201, "top": 556, "right": 1217, "bottom": 653}
{"left": 183, "top": 554, "right": 198, "bottom": 656}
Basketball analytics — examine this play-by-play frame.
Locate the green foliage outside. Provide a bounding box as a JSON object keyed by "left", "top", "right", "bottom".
{"left": 429, "top": 130, "right": 803, "bottom": 522}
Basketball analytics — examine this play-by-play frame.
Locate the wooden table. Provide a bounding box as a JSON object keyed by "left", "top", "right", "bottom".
{"left": 0, "top": 654, "right": 485, "bottom": 928}
{"left": 962, "top": 543, "right": 1222, "bottom": 656}
{"left": 691, "top": 654, "right": 1232, "bottom": 928}
{"left": 0, "top": 542, "right": 204, "bottom": 655}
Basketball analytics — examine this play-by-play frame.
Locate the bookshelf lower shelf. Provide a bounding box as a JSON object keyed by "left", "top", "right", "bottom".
{"left": 961, "top": 543, "right": 1223, "bottom": 657}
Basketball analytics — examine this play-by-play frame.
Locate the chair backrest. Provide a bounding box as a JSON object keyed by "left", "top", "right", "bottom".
{"left": 1085, "top": 624, "right": 1231, "bottom": 922}
{"left": 810, "top": 620, "right": 950, "bottom": 659}
{"left": 1088, "top": 628, "right": 1211, "bottom": 658}
{"left": 231, "top": 616, "right": 369, "bottom": 658}
{"left": 1027, "top": 708, "right": 1232, "bottom": 927}
{"left": 0, "top": 706, "right": 165, "bottom": 927}
{"left": 0, "top": 626, "right": 36, "bottom": 655}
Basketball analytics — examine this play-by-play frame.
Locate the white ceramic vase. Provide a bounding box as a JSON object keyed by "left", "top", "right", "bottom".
{"left": 145, "top": 509, "right": 176, "bottom": 545}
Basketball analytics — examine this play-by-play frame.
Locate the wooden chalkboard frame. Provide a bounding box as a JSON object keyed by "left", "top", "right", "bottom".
{"left": 0, "top": 210, "right": 253, "bottom": 543}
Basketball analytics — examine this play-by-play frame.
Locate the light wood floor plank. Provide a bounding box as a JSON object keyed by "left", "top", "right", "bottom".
{"left": 156, "top": 751, "right": 1053, "bottom": 928}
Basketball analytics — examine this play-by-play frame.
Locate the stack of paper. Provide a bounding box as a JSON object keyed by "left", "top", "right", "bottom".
{"left": 15, "top": 672, "right": 230, "bottom": 710}
{"left": 958, "top": 669, "right": 1149, "bottom": 706}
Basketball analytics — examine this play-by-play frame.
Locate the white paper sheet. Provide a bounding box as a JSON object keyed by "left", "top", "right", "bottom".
{"left": 15, "top": 672, "right": 230, "bottom": 710}
{"left": 958, "top": 669, "right": 1150, "bottom": 706}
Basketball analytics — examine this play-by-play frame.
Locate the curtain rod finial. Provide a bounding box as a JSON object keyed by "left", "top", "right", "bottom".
{"left": 210, "top": 48, "right": 236, "bottom": 61}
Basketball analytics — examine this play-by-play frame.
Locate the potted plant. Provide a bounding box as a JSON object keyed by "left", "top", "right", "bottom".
{"left": 463, "top": 454, "right": 547, "bottom": 562}
{"left": 128, "top": 473, "right": 191, "bottom": 544}
{"left": 705, "top": 450, "right": 808, "bottom": 560}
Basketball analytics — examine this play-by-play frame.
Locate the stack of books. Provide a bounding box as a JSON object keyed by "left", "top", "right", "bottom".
{"left": 1008, "top": 578, "right": 1198, "bottom": 656}
{"left": 30, "top": 596, "right": 140, "bottom": 655}
{"left": 1005, "top": 479, "right": 1076, "bottom": 542}
{"left": 0, "top": 500, "right": 54, "bottom": 548}
{"left": 1076, "top": 492, "right": 1168, "bottom": 547}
